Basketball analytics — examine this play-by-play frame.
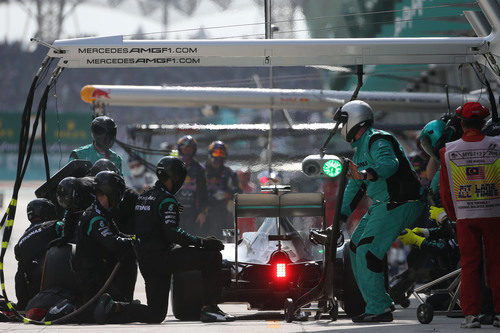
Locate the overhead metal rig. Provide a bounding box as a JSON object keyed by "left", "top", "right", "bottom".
{"left": 41, "top": 0, "right": 500, "bottom": 72}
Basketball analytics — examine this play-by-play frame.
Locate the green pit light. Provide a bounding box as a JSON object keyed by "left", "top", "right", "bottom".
{"left": 323, "top": 159, "right": 342, "bottom": 178}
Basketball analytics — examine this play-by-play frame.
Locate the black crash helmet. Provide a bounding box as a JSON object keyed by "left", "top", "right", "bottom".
{"left": 88, "top": 158, "right": 119, "bottom": 176}
{"left": 156, "top": 156, "right": 187, "bottom": 194}
{"left": 56, "top": 177, "right": 94, "bottom": 212}
{"left": 26, "top": 198, "right": 57, "bottom": 224}
{"left": 94, "top": 171, "right": 125, "bottom": 208}
{"left": 91, "top": 116, "right": 117, "bottom": 150}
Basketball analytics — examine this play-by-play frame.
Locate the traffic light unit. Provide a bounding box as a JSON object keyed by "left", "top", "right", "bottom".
{"left": 301, "top": 155, "right": 344, "bottom": 178}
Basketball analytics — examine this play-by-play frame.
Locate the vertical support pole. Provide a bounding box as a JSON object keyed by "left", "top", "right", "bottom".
{"left": 265, "top": 0, "right": 273, "bottom": 175}
{"left": 234, "top": 194, "right": 239, "bottom": 288}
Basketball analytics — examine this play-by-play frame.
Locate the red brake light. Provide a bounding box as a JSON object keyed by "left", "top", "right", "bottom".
{"left": 276, "top": 263, "right": 286, "bottom": 278}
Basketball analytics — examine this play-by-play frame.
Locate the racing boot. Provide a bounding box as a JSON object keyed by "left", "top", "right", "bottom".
{"left": 94, "top": 293, "right": 115, "bottom": 324}
{"left": 479, "top": 313, "right": 494, "bottom": 325}
{"left": 200, "top": 305, "right": 235, "bottom": 322}
{"left": 351, "top": 310, "right": 393, "bottom": 323}
{"left": 461, "top": 315, "right": 481, "bottom": 328}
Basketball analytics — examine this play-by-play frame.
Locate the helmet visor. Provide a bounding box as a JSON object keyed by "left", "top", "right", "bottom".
{"left": 93, "top": 126, "right": 117, "bottom": 150}
{"left": 210, "top": 149, "right": 226, "bottom": 158}
{"left": 109, "top": 187, "right": 125, "bottom": 208}
{"left": 170, "top": 173, "right": 187, "bottom": 194}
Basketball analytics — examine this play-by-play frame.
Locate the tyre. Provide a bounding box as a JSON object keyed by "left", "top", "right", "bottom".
{"left": 40, "top": 244, "right": 78, "bottom": 293}
{"left": 341, "top": 241, "right": 365, "bottom": 318}
{"left": 417, "top": 303, "right": 434, "bottom": 324}
{"left": 171, "top": 270, "right": 203, "bottom": 320}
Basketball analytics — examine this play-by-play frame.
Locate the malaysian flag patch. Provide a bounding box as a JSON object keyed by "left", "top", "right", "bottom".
{"left": 466, "top": 166, "right": 485, "bottom": 180}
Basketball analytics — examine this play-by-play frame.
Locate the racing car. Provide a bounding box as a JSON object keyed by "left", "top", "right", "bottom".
{"left": 171, "top": 185, "right": 366, "bottom": 320}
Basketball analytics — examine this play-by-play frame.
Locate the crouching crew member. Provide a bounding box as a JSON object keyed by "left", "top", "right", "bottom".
{"left": 87, "top": 158, "right": 139, "bottom": 302}
{"left": 338, "top": 100, "right": 425, "bottom": 322}
{"left": 74, "top": 171, "right": 137, "bottom": 321}
{"left": 134, "top": 156, "right": 233, "bottom": 323}
{"left": 439, "top": 102, "right": 500, "bottom": 328}
{"left": 14, "top": 199, "right": 60, "bottom": 310}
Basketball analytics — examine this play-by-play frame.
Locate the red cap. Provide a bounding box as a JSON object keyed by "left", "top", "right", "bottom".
{"left": 456, "top": 102, "right": 489, "bottom": 120}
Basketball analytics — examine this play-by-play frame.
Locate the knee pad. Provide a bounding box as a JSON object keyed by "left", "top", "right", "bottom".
{"left": 366, "top": 250, "right": 384, "bottom": 273}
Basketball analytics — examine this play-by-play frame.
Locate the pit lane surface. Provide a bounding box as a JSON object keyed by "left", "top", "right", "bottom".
{"left": 0, "top": 183, "right": 496, "bottom": 332}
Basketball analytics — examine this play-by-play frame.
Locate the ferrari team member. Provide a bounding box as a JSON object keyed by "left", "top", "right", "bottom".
{"left": 338, "top": 100, "right": 425, "bottom": 322}
{"left": 175, "top": 135, "right": 208, "bottom": 235}
{"left": 74, "top": 171, "right": 136, "bottom": 319}
{"left": 69, "top": 116, "right": 122, "bottom": 174}
{"left": 439, "top": 102, "right": 500, "bottom": 328}
{"left": 14, "top": 199, "right": 60, "bottom": 310}
{"left": 134, "top": 156, "right": 233, "bottom": 323}
{"left": 205, "top": 141, "right": 241, "bottom": 237}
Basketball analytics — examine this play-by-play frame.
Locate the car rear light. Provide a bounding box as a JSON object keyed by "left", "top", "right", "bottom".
{"left": 276, "top": 263, "right": 286, "bottom": 278}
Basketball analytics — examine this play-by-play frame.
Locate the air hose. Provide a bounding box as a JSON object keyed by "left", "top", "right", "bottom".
{"left": 0, "top": 62, "right": 70, "bottom": 325}
{"left": 27, "top": 262, "right": 121, "bottom": 325}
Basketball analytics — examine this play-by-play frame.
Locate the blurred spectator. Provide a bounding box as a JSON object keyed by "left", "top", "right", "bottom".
{"left": 205, "top": 141, "right": 241, "bottom": 237}
{"left": 175, "top": 135, "right": 208, "bottom": 236}
{"left": 257, "top": 170, "right": 282, "bottom": 187}
{"left": 126, "top": 156, "right": 156, "bottom": 194}
{"left": 408, "top": 151, "right": 430, "bottom": 187}
{"left": 237, "top": 169, "right": 257, "bottom": 193}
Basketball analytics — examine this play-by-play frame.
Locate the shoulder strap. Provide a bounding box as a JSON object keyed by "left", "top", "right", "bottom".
{"left": 368, "top": 133, "right": 397, "bottom": 152}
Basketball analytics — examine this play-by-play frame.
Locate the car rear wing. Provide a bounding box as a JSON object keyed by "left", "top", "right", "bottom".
{"left": 233, "top": 192, "right": 326, "bottom": 284}
{"left": 234, "top": 192, "right": 325, "bottom": 218}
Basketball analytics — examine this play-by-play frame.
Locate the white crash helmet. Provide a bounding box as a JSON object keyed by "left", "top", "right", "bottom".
{"left": 338, "top": 100, "right": 374, "bottom": 142}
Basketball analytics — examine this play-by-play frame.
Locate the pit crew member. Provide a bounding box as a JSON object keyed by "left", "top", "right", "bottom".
{"left": 134, "top": 156, "right": 233, "bottom": 323}
{"left": 439, "top": 102, "right": 500, "bottom": 328}
{"left": 338, "top": 100, "right": 425, "bottom": 322}
{"left": 69, "top": 116, "right": 122, "bottom": 174}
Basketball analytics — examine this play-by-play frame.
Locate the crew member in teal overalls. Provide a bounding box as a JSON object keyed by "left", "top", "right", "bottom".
{"left": 70, "top": 116, "right": 122, "bottom": 174}
{"left": 338, "top": 100, "right": 425, "bottom": 322}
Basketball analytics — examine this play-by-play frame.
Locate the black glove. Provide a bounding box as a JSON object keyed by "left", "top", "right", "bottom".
{"left": 200, "top": 236, "right": 224, "bottom": 251}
